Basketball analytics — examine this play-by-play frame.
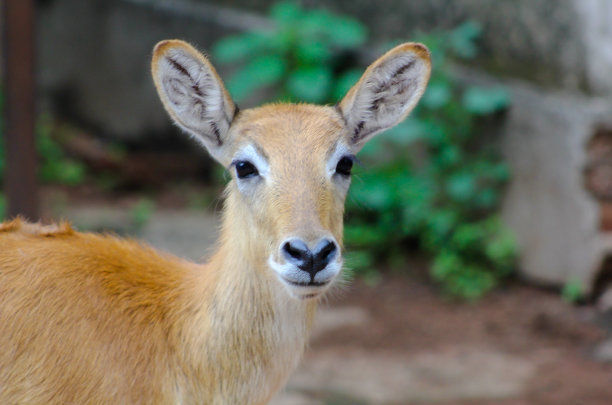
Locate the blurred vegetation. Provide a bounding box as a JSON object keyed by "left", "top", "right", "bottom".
{"left": 212, "top": 1, "right": 367, "bottom": 103}
{"left": 131, "top": 197, "right": 156, "bottom": 230}
{"left": 213, "top": 1, "right": 516, "bottom": 299}
{"left": 0, "top": 91, "right": 5, "bottom": 219}
{"left": 36, "top": 117, "right": 87, "bottom": 186}
{"left": 347, "top": 22, "right": 516, "bottom": 300}
{"left": 0, "top": 89, "right": 87, "bottom": 219}
{"left": 562, "top": 278, "right": 585, "bottom": 304}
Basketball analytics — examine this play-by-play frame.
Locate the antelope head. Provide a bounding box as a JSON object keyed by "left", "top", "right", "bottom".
{"left": 151, "top": 40, "right": 431, "bottom": 300}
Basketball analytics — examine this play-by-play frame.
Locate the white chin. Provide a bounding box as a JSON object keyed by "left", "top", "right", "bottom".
{"left": 281, "top": 281, "right": 330, "bottom": 300}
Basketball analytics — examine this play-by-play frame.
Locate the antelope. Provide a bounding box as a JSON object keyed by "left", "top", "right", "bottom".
{"left": 0, "top": 39, "right": 430, "bottom": 404}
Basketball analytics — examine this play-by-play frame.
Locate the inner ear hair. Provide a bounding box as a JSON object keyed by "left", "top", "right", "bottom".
{"left": 151, "top": 40, "right": 237, "bottom": 162}
{"left": 339, "top": 43, "right": 431, "bottom": 147}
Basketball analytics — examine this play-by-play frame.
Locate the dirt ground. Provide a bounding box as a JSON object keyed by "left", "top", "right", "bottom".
{"left": 312, "top": 272, "right": 612, "bottom": 405}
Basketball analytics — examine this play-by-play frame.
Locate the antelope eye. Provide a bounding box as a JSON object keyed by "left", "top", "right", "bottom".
{"left": 235, "top": 161, "right": 259, "bottom": 179}
{"left": 335, "top": 156, "right": 354, "bottom": 176}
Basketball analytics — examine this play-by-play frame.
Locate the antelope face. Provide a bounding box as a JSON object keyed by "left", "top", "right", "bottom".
{"left": 226, "top": 105, "right": 352, "bottom": 299}
{"left": 152, "top": 40, "right": 431, "bottom": 300}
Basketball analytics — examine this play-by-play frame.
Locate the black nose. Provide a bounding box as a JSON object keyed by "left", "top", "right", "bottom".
{"left": 282, "top": 238, "right": 338, "bottom": 280}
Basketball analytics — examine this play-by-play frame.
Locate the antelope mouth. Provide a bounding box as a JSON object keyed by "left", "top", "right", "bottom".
{"left": 267, "top": 255, "right": 342, "bottom": 299}
{"left": 277, "top": 274, "right": 333, "bottom": 300}
{"left": 283, "top": 279, "right": 329, "bottom": 288}
{"left": 279, "top": 276, "right": 331, "bottom": 300}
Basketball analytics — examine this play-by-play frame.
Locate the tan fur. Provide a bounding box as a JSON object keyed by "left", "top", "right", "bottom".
{"left": 0, "top": 40, "right": 430, "bottom": 404}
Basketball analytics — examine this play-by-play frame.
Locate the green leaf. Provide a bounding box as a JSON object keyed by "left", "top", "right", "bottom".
{"left": 384, "top": 119, "right": 428, "bottom": 146}
{"left": 401, "top": 181, "right": 433, "bottom": 234}
{"left": 452, "top": 20, "right": 482, "bottom": 42}
{"left": 490, "top": 162, "right": 511, "bottom": 182}
{"left": 451, "top": 222, "right": 485, "bottom": 252}
{"left": 212, "top": 34, "right": 264, "bottom": 64}
{"left": 326, "top": 16, "right": 367, "bottom": 48}
{"left": 331, "top": 69, "right": 362, "bottom": 102}
{"left": 474, "top": 187, "right": 499, "bottom": 208}
{"left": 131, "top": 198, "right": 156, "bottom": 229}
{"left": 562, "top": 278, "right": 584, "bottom": 303}
{"left": 345, "top": 250, "right": 374, "bottom": 270}
{"left": 462, "top": 87, "right": 510, "bottom": 115}
{"left": 270, "top": 1, "right": 302, "bottom": 25}
{"left": 345, "top": 224, "right": 387, "bottom": 246}
{"left": 349, "top": 177, "right": 395, "bottom": 211}
{"left": 448, "top": 20, "right": 482, "bottom": 59}
{"left": 299, "top": 10, "right": 333, "bottom": 38}
{"left": 423, "top": 210, "right": 457, "bottom": 250}
{"left": 446, "top": 172, "right": 476, "bottom": 201}
{"left": 0, "top": 193, "right": 5, "bottom": 220}
{"left": 422, "top": 80, "right": 451, "bottom": 109}
{"left": 484, "top": 228, "right": 517, "bottom": 272}
{"left": 433, "top": 251, "right": 497, "bottom": 300}
{"left": 295, "top": 40, "right": 332, "bottom": 65}
{"left": 226, "top": 55, "right": 287, "bottom": 101}
{"left": 0, "top": 145, "right": 4, "bottom": 175}
{"left": 431, "top": 250, "right": 462, "bottom": 280}
{"left": 53, "top": 161, "right": 86, "bottom": 186}
{"left": 286, "top": 66, "right": 332, "bottom": 103}
{"left": 356, "top": 135, "right": 383, "bottom": 159}
{"left": 421, "top": 120, "right": 448, "bottom": 145}
{"left": 437, "top": 145, "right": 462, "bottom": 167}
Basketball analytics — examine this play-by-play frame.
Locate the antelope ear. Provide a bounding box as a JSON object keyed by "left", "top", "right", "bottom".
{"left": 338, "top": 43, "right": 431, "bottom": 150}
{"left": 151, "top": 40, "right": 237, "bottom": 163}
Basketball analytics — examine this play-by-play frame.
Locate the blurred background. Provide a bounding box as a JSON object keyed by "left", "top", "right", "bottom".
{"left": 2, "top": 0, "right": 612, "bottom": 403}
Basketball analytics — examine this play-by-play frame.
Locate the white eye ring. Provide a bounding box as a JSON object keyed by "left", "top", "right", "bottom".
{"left": 232, "top": 144, "right": 270, "bottom": 178}
{"left": 326, "top": 143, "right": 353, "bottom": 179}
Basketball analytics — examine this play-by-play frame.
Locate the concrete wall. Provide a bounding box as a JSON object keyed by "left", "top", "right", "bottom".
{"left": 37, "top": 0, "right": 241, "bottom": 140}
{"left": 499, "top": 81, "right": 612, "bottom": 291}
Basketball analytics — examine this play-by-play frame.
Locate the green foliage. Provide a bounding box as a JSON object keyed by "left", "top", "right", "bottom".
{"left": 562, "top": 278, "right": 584, "bottom": 304}
{"left": 131, "top": 198, "right": 156, "bottom": 229}
{"left": 212, "top": 1, "right": 367, "bottom": 104}
{"left": 0, "top": 85, "right": 86, "bottom": 213}
{"left": 0, "top": 193, "right": 5, "bottom": 220}
{"left": 430, "top": 217, "right": 515, "bottom": 299}
{"left": 212, "top": 4, "right": 517, "bottom": 299}
{"left": 0, "top": 90, "right": 5, "bottom": 213}
{"left": 36, "top": 116, "right": 87, "bottom": 186}
{"left": 346, "top": 21, "right": 516, "bottom": 299}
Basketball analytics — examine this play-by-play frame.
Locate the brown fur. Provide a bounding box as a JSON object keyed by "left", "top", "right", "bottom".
{"left": 0, "top": 40, "right": 430, "bottom": 404}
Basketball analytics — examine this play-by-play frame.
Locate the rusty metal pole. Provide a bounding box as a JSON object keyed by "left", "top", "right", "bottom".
{"left": 2, "top": 0, "right": 39, "bottom": 220}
